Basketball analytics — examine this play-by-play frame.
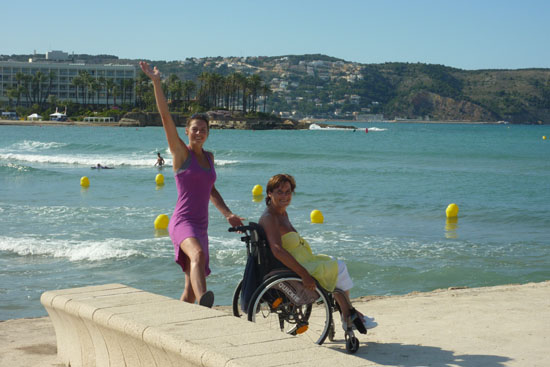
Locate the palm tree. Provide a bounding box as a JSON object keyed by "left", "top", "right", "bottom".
{"left": 41, "top": 71, "right": 57, "bottom": 108}
{"left": 31, "top": 71, "right": 47, "bottom": 105}
{"left": 261, "top": 84, "right": 272, "bottom": 113}
{"left": 249, "top": 74, "right": 262, "bottom": 112}
{"left": 112, "top": 85, "right": 120, "bottom": 107}
{"left": 105, "top": 78, "right": 115, "bottom": 107}
{"left": 135, "top": 72, "right": 150, "bottom": 108}
{"left": 71, "top": 75, "right": 84, "bottom": 104}
{"left": 212, "top": 74, "right": 225, "bottom": 108}
{"left": 233, "top": 73, "right": 248, "bottom": 112}
{"left": 89, "top": 78, "right": 100, "bottom": 106}
{"left": 15, "top": 72, "right": 31, "bottom": 106}
{"left": 47, "top": 94, "right": 59, "bottom": 109}
{"left": 182, "top": 80, "right": 196, "bottom": 109}
{"left": 167, "top": 74, "right": 179, "bottom": 103}
{"left": 6, "top": 88, "right": 20, "bottom": 107}
{"left": 170, "top": 79, "right": 183, "bottom": 108}
{"left": 79, "top": 71, "right": 93, "bottom": 105}
{"left": 128, "top": 78, "right": 135, "bottom": 105}
{"left": 97, "top": 76, "right": 106, "bottom": 106}
{"left": 197, "top": 71, "right": 211, "bottom": 107}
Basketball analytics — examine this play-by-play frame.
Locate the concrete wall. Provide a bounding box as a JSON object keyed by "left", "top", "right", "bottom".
{"left": 41, "top": 283, "right": 365, "bottom": 367}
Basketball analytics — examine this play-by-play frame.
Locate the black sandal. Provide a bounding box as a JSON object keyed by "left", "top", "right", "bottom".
{"left": 199, "top": 290, "right": 214, "bottom": 308}
{"left": 350, "top": 308, "right": 367, "bottom": 334}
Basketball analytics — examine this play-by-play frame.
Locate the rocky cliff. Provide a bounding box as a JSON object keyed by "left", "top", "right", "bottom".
{"left": 118, "top": 112, "right": 311, "bottom": 129}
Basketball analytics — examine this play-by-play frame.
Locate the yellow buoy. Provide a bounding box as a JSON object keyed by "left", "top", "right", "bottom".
{"left": 80, "top": 176, "right": 90, "bottom": 187}
{"left": 310, "top": 209, "right": 324, "bottom": 224}
{"left": 252, "top": 184, "right": 263, "bottom": 196}
{"left": 446, "top": 203, "right": 459, "bottom": 218}
{"left": 543, "top": 136, "right": 547, "bottom": 140}
{"left": 155, "top": 173, "right": 164, "bottom": 185}
{"left": 154, "top": 214, "right": 169, "bottom": 230}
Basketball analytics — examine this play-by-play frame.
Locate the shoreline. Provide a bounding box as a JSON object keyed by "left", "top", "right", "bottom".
{"left": 304, "top": 117, "right": 507, "bottom": 125}
{"left": 2, "top": 280, "right": 549, "bottom": 366}
{"left": 1, "top": 118, "right": 514, "bottom": 128}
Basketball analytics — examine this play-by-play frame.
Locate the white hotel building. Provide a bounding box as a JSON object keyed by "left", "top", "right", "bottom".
{"left": 0, "top": 51, "right": 136, "bottom": 106}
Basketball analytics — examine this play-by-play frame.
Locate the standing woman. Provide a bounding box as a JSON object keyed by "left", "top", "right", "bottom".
{"left": 140, "top": 61, "right": 244, "bottom": 307}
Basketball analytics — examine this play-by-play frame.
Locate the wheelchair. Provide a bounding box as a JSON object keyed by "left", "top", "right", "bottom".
{"left": 229, "top": 223, "right": 363, "bottom": 353}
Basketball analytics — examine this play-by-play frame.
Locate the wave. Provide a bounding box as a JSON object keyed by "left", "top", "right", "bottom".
{"left": 9, "top": 140, "right": 68, "bottom": 151}
{"left": 309, "top": 124, "right": 387, "bottom": 132}
{"left": 309, "top": 123, "right": 353, "bottom": 131}
{"left": 0, "top": 235, "right": 168, "bottom": 262}
{"left": 0, "top": 162, "right": 63, "bottom": 178}
{"left": 0, "top": 153, "right": 240, "bottom": 168}
{"left": 216, "top": 159, "right": 240, "bottom": 166}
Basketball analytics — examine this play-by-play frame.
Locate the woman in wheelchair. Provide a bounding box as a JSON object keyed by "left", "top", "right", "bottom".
{"left": 259, "top": 173, "right": 377, "bottom": 332}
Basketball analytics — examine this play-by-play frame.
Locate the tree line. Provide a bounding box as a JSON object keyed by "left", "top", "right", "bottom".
{"left": 5, "top": 70, "right": 134, "bottom": 109}
{"left": 4, "top": 69, "right": 273, "bottom": 118}
{"left": 139, "top": 71, "right": 272, "bottom": 114}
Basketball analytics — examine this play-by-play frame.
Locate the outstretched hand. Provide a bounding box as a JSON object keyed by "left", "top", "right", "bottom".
{"left": 226, "top": 214, "right": 245, "bottom": 228}
{"left": 139, "top": 61, "right": 161, "bottom": 82}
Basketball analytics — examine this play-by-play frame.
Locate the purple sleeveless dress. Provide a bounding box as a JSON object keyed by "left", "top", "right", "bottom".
{"left": 169, "top": 149, "right": 216, "bottom": 275}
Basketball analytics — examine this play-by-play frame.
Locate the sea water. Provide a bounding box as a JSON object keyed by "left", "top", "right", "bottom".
{"left": 1, "top": 123, "right": 549, "bottom": 320}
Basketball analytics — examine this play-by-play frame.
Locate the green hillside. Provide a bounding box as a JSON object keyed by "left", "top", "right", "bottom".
{"left": 150, "top": 55, "right": 550, "bottom": 123}
{"left": 3, "top": 53, "right": 549, "bottom": 123}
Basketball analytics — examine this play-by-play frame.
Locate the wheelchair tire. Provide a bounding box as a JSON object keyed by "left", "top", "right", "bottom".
{"left": 345, "top": 335, "right": 360, "bottom": 353}
{"left": 247, "top": 273, "right": 332, "bottom": 345}
{"left": 232, "top": 280, "right": 243, "bottom": 317}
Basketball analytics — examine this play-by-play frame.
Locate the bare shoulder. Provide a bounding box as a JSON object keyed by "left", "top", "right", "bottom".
{"left": 259, "top": 211, "right": 278, "bottom": 233}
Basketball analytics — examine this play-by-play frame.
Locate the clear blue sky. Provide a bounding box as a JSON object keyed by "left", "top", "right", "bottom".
{"left": 4, "top": 0, "right": 549, "bottom": 70}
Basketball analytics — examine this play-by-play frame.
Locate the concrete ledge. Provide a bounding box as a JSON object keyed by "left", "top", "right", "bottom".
{"left": 41, "top": 283, "right": 363, "bottom": 367}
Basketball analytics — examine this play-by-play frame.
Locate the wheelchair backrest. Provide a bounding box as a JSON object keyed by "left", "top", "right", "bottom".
{"left": 245, "top": 222, "right": 285, "bottom": 275}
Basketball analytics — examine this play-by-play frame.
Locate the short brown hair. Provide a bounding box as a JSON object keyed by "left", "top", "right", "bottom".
{"left": 265, "top": 174, "right": 296, "bottom": 205}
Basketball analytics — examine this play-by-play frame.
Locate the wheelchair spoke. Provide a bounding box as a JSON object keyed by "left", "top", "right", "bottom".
{"left": 248, "top": 275, "right": 332, "bottom": 345}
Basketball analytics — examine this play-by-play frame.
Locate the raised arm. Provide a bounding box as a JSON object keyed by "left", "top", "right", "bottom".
{"left": 259, "top": 214, "right": 316, "bottom": 290}
{"left": 139, "top": 61, "right": 187, "bottom": 169}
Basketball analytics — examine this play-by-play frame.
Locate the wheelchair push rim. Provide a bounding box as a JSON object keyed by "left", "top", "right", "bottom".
{"left": 247, "top": 274, "right": 333, "bottom": 345}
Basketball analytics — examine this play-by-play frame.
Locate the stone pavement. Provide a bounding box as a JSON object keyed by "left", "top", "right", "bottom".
{"left": 1, "top": 281, "right": 548, "bottom": 367}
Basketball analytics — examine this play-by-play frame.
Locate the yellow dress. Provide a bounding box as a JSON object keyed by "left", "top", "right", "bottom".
{"left": 281, "top": 232, "right": 338, "bottom": 291}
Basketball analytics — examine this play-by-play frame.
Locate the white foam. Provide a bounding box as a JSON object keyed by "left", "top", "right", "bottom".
{"left": 2, "top": 162, "right": 33, "bottom": 171}
{"left": 215, "top": 159, "right": 239, "bottom": 166}
{"left": 367, "top": 127, "right": 387, "bottom": 132}
{"left": 309, "top": 124, "right": 387, "bottom": 132}
{"left": 309, "top": 123, "right": 353, "bottom": 131}
{"left": 10, "top": 140, "right": 68, "bottom": 151}
{"left": 0, "top": 235, "right": 167, "bottom": 262}
{"left": 0, "top": 152, "right": 238, "bottom": 168}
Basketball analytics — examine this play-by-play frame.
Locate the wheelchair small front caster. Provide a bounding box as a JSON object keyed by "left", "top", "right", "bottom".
{"left": 344, "top": 332, "right": 359, "bottom": 353}
{"left": 345, "top": 336, "right": 359, "bottom": 353}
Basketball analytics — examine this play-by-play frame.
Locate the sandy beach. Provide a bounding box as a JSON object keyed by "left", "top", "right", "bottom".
{"left": 1, "top": 280, "right": 548, "bottom": 367}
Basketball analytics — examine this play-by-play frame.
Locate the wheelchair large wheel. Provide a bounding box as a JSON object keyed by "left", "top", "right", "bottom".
{"left": 232, "top": 280, "right": 243, "bottom": 317}
{"left": 247, "top": 274, "right": 332, "bottom": 345}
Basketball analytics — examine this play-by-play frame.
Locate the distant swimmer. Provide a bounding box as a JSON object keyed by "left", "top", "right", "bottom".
{"left": 92, "top": 163, "right": 113, "bottom": 169}
{"left": 155, "top": 152, "right": 165, "bottom": 167}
